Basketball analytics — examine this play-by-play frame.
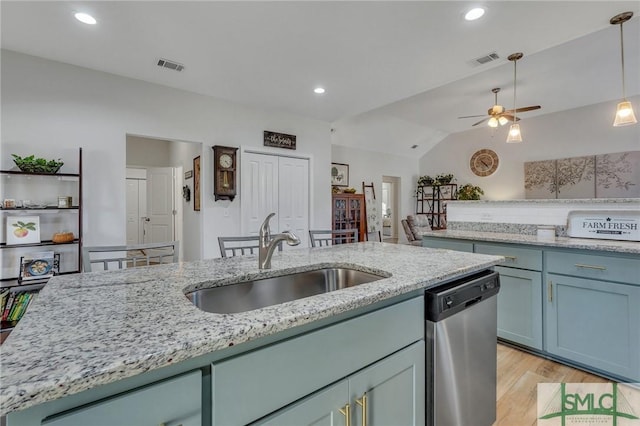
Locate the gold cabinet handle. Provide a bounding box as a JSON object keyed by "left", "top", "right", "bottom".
{"left": 575, "top": 263, "right": 607, "bottom": 271}
{"left": 339, "top": 403, "right": 351, "bottom": 426}
{"left": 356, "top": 394, "right": 367, "bottom": 426}
{"left": 547, "top": 281, "right": 553, "bottom": 303}
{"left": 503, "top": 255, "right": 518, "bottom": 261}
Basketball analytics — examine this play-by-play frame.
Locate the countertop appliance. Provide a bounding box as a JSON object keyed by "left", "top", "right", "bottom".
{"left": 426, "top": 269, "right": 500, "bottom": 426}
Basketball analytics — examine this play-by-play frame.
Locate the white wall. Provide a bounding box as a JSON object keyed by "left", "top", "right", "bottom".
{"left": 169, "top": 139, "right": 203, "bottom": 261}
{"left": 331, "top": 145, "right": 418, "bottom": 243}
{"left": 1, "top": 50, "right": 332, "bottom": 259}
{"left": 419, "top": 96, "right": 640, "bottom": 200}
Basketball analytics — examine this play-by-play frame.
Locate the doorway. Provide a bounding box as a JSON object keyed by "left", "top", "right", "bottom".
{"left": 382, "top": 176, "right": 400, "bottom": 243}
{"left": 125, "top": 134, "right": 202, "bottom": 261}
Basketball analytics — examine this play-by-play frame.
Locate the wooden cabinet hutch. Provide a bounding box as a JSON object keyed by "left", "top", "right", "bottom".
{"left": 331, "top": 194, "right": 367, "bottom": 243}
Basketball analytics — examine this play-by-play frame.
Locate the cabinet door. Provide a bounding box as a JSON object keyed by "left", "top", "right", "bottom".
{"left": 349, "top": 341, "right": 425, "bottom": 426}
{"left": 546, "top": 274, "right": 640, "bottom": 381}
{"left": 332, "top": 195, "right": 366, "bottom": 242}
{"left": 42, "top": 371, "right": 202, "bottom": 426}
{"left": 496, "top": 266, "right": 543, "bottom": 350}
{"left": 422, "top": 237, "right": 473, "bottom": 252}
{"left": 254, "top": 381, "right": 349, "bottom": 426}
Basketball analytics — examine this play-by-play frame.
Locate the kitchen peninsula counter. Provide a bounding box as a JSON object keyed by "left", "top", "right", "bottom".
{"left": 0, "top": 242, "right": 502, "bottom": 416}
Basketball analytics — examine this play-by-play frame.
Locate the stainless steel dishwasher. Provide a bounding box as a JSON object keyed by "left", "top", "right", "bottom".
{"left": 425, "top": 269, "right": 500, "bottom": 426}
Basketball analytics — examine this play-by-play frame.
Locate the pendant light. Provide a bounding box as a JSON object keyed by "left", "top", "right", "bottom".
{"left": 611, "top": 11, "right": 637, "bottom": 126}
{"left": 506, "top": 52, "right": 523, "bottom": 143}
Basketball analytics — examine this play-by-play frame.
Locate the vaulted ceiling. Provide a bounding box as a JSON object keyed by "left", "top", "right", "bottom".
{"left": 2, "top": 1, "right": 639, "bottom": 156}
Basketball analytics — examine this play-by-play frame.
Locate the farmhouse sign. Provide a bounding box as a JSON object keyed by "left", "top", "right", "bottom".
{"left": 264, "top": 131, "right": 296, "bottom": 150}
{"left": 567, "top": 210, "right": 640, "bottom": 241}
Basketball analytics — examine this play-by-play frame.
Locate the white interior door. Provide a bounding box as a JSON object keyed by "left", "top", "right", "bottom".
{"left": 242, "top": 153, "right": 279, "bottom": 236}
{"left": 278, "top": 157, "right": 309, "bottom": 248}
{"left": 241, "top": 152, "right": 309, "bottom": 248}
{"left": 126, "top": 178, "right": 147, "bottom": 245}
{"left": 146, "top": 167, "right": 175, "bottom": 243}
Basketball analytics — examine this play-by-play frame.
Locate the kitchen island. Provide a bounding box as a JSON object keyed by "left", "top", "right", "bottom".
{"left": 0, "top": 242, "right": 502, "bottom": 425}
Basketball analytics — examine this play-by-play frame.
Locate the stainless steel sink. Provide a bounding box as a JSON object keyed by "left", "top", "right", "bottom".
{"left": 186, "top": 267, "right": 387, "bottom": 314}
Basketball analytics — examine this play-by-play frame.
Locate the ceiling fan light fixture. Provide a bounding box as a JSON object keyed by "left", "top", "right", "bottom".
{"left": 506, "top": 124, "right": 522, "bottom": 143}
{"left": 610, "top": 11, "right": 637, "bottom": 127}
{"left": 498, "top": 116, "right": 509, "bottom": 126}
{"left": 488, "top": 117, "right": 499, "bottom": 128}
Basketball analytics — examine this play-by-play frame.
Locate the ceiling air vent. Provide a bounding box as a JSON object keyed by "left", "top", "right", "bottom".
{"left": 470, "top": 52, "right": 500, "bottom": 66}
{"left": 157, "top": 58, "right": 184, "bottom": 72}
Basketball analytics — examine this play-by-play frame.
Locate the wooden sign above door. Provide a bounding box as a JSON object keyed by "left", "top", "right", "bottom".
{"left": 264, "top": 131, "right": 296, "bottom": 150}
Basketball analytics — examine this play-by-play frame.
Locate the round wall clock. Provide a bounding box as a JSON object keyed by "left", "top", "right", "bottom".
{"left": 470, "top": 149, "right": 499, "bottom": 177}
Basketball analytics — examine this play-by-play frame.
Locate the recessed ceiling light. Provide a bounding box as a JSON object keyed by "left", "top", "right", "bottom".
{"left": 74, "top": 12, "right": 97, "bottom": 25}
{"left": 314, "top": 87, "right": 326, "bottom": 94}
{"left": 465, "top": 7, "right": 485, "bottom": 21}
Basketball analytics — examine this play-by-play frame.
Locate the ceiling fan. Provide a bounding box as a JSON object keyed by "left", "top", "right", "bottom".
{"left": 459, "top": 87, "right": 541, "bottom": 127}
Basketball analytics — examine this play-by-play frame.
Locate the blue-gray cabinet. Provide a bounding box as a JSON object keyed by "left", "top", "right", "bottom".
{"left": 212, "top": 296, "right": 424, "bottom": 425}
{"left": 422, "top": 238, "right": 473, "bottom": 252}
{"left": 423, "top": 235, "right": 640, "bottom": 381}
{"left": 545, "top": 250, "right": 640, "bottom": 381}
{"left": 256, "top": 341, "right": 425, "bottom": 426}
{"left": 349, "top": 341, "right": 425, "bottom": 426}
{"left": 41, "top": 370, "right": 202, "bottom": 426}
{"left": 494, "top": 266, "right": 543, "bottom": 350}
{"left": 256, "top": 381, "right": 349, "bottom": 426}
{"left": 474, "top": 243, "right": 543, "bottom": 350}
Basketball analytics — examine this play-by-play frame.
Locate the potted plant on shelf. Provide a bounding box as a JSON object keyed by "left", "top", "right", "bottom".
{"left": 457, "top": 183, "right": 484, "bottom": 200}
{"left": 434, "top": 173, "right": 455, "bottom": 185}
{"left": 11, "top": 154, "right": 64, "bottom": 174}
{"left": 418, "top": 175, "right": 434, "bottom": 186}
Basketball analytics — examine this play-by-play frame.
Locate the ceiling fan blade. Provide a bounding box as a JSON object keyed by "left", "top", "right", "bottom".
{"left": 471, "top": 117, "right": 490, "bottom": 126}
{"left": 501, "top": 114, "right": 521, "bottom": 122}
{"left": 458, "top": 114, "right": 487, "bottom": 119}
{"left": 504, "top": 105, "right": 541, "bottom": 113}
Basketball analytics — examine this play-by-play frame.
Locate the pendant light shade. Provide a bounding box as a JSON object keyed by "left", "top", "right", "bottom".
{"left": 506, "top": 52, "right": 524, "bottom": 143}
{"left": 614, "top": 101, "right": 638, "bottom": 126}
{"left": 506, "top": 123, "right": 522, "bottom": 143}
{"left": 611, "top": 11, "right": 637, "bottom": 127}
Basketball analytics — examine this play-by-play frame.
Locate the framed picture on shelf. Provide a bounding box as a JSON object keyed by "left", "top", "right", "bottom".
{"left": 331, "top": 163, "right": 349, "bottom": 187}
{"left": 6, "top": 216, "right": 41, "bottom": 245}
{"left": 19, "top": 251, "right": 58, "bottom": 282}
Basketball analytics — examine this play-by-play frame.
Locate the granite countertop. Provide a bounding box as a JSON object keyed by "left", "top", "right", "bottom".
{"left": 0, "top": 242, "right": 502, "bottom": 415}
{"left": 421, "top": 229, "right": 640, "bottom": 254}
{"left": 448, "top": 198, "right": 639, "bottom": 204}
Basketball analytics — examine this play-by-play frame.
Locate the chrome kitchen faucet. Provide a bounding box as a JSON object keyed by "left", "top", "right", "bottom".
{"left": 259, "top": 213, "right": 301, "bottom": 269}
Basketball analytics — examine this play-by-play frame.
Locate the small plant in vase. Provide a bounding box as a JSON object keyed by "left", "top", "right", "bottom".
{"left": 457, "top": 184, "right": 484, "bottom": 200}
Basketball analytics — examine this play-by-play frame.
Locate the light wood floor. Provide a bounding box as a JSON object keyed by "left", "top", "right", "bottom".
{"left": 495, "top": 343, "right": 609, "bottom": 426}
